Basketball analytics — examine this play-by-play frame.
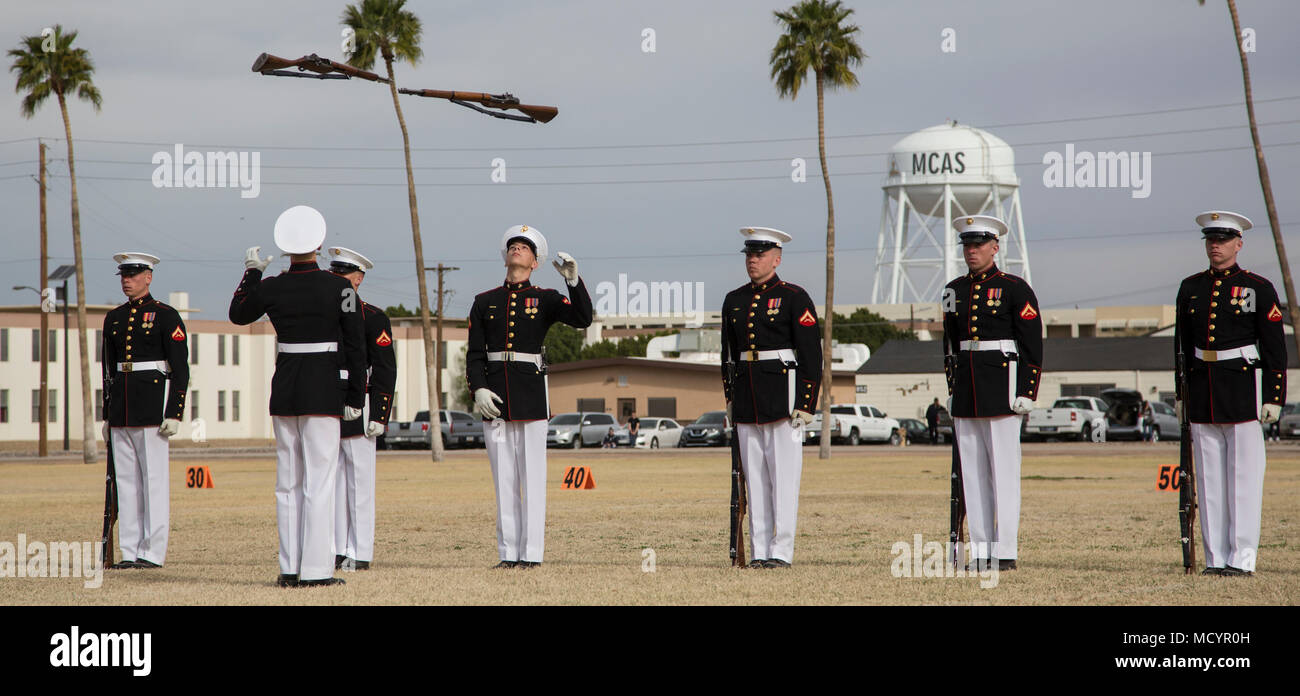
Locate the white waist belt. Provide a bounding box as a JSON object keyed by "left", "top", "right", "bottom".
{"left": 339, "top": 370, "right": 349, "bottom": 379}
{"left": 1195, "top": 345, "right": 1259, "bottom": 363}
{"left": 739, "top": 349, "right": 797, "bottom": 362}
{"left": 116, "top": 361, "right": 170, "bottom": 374}
{"left": 278, "top": 342, "right": 337, "bottom": 353}
{"left": 487, "top": 351, "right": 543, "bottom": 368}
{"left": 960, "top": 340, "right": 1018, "bottom": 353}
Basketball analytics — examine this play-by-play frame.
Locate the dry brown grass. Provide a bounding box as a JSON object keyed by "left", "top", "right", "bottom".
{"left": 1, "top": 442, "right": 1296, "bottom": 605}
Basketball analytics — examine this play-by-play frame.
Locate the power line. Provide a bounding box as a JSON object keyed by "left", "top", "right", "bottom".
{"left": 13, "top": 94, "right": 1300, "bottom": 153}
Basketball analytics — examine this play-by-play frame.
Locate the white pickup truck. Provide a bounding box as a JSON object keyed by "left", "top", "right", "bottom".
{"left": 806, "top": 403, "right": 901, "bottom": 446}
{"left": 1023, "top": 397, "right": 1108, "bottom": 442}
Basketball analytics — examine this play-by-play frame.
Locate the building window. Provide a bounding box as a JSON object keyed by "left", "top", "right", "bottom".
{"left": 31, "top": 329, "right": 39, "bottom": 362}
{"left": 232, "top": 391, "right": 240, "bottom": 422}
{"left": 647, "top": 397, "right": 677, "bottom": 418}
{"left": 190, "top": 333, "right": 199, "bottom": 364}
{"left": 439, "top": 340, "right": 447, "bottom": 368}
{"left": 1, "top": 327, "right": 8, "bottom": 361}
{"left": 218, "top": 335, "right": 226, "bottom": 366}
{"left": 95, "top": 389, "right": 103, "bottom": 421}
{"left": 95, "top": 329, "right": 102, "bottom": 363}
{"left": 577, "top": 398, "right": 605, "bottom": 413}
{"left": 33, "top": 389, "right": 56, "bottom": 422}
{"left": 190, "top": 390, "right": 199, "bottom": 420}
{"left": 49, "top": 389, "right": 57, "bottom": 423}
{"left": 217, "top": 391, "right": 226, "bottom": 422}
{"left": 0, "top": 389, "right": 8, "bottom": 423}
{"left": 232, "top": 335, "right": 240, "bottom": 365}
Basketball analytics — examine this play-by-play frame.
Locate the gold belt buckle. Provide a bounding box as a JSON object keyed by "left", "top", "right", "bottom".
{"left": 749, "top": 350, "right": 759, "bottom": 361}
{"left": 121, "top": 362, "right": 133, "bottom": 372}
{"left": 1201, "top": 350, "right": 1217, "bottom": 361}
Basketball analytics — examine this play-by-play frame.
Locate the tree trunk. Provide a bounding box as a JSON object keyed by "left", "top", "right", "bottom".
{"left": 57, "top": 93, "right": 96, "bottom": 464}
{"left": 816, "top": 74, "right": 835, "bottom": 461}
{"left": 383, "top": 55, "right": 444, "bottom": 462}
{"left": 1228, "top": 0, "right": 1300, "bottom": 366}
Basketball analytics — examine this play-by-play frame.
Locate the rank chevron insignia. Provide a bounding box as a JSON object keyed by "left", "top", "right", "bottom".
{"left": 798, "top": 309, "right": 816, "bottom": 326}
{"left": 1267, "top": 304, "right": 1283, "bottom": 322}
{"left": 376, "top": 330, "right": 393, "bottom": 346}
{"left": 1019, "top": 303, "right": 1038, "bottom": 320}
{"left": 170, "top": 326, "right": 185, "bottom": 341}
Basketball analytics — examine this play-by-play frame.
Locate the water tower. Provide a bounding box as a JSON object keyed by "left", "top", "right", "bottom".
{"left": 871, "top": 122, "right": 1031, "bottom": 303}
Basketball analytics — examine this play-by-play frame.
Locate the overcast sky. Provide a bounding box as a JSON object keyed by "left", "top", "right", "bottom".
{"left": 2, "top": 0, "right": 1298, "bottom": 321}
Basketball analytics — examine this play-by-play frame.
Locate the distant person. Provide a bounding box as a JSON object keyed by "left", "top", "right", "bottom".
{"left": 602, "top": 427, "right": 618, "bottom": 448}
{"left": 1140, "top": 399, "right": 1154, "bottom": 442}
{"left": 626, "top": 411, "right": 640, "bottom": 448}
{"left": 925, "top": 398, "right": 942, "bottom": 445}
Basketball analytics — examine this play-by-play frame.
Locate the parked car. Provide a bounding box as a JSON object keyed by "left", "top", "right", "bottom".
{"left": 385, "top": 410, "right": 484, "bottom": 449}
{"left": 1023, "top": 397, "right": 1109, "bottom": 442}
{"left": 680, "top": 410, "right": 732, "bottom": 447}
{"left": 547, "top": 412, "right": 627, "bottom": 448}
{"left": 1271, "top": 403, "right": 1299, "bottom": 439}
{"left": 806, "top": 404, "right": 901, "bottom": 445}
{"left": 1102, "top": 389, "right": 1180, "bottom": 442}
{"left": 633, "top": 417, "right": 683, "bottom": 449}
{"left": 897, "top": 418, "right": 930, "bottom": 444}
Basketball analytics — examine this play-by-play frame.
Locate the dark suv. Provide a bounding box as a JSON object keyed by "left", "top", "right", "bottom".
{"left": 680, "top": 411, "right": 732, "bottom": 447}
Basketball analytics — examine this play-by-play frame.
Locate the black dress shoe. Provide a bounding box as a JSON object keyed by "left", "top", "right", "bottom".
{"left": 353, "top": 560, "right": 370, "bottom": 570}
{"left": 516, "top": 561, "right": 541, "bottom": 569}
{"left": 1201, "top": 567, "right": 1225, "bottom": 576}
{"left": 335, "top": 555, "right": 346, "bottom": 569}
{"left": 1222, "top": 566, "right": 1254, "bottom": 577}
{"left": 762, "top": 559, "right": 792, "bottom": 569}
{"left": 998, "top": 559, "right": 1017, "bottom": 571}
{"left": 747, "top": 558, "right": 768, "bottom": 569}
{"left": 493, "top": 561, "right": 518, "bottom": 569}
{"left": 109, "top": 560, "right": 141, "bottom": 570}
{"left": 134, "top": 559, "right": 163, "bottom": 569}
{"left": 277, "top": 574, "right": 299, "bottom": 587}
{"left": 297, "top": 577, "right": 346, "bottom": 587}
{"left": 964, "top": 559, "right": 992, "bottom": 572}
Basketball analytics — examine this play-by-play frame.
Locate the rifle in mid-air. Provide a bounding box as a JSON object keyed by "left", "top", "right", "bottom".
{"left": 944, "top": 345, "right": 966, "bottom": 569}
{"left": 398, "top": 88, "right": 558, "bottom": 123}
{"left": 726, "top": 362, "right": 747, "bottom": 567}
{"left": 1176, "top": 349, "right": 1197, "bottom": 574}
{"left": 252, "top": 53, "right": 390, "bottom": 83}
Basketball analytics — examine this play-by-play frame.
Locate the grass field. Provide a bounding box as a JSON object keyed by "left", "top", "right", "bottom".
{"left": 1, "top": 442, "right": 1297, "bottom": 605}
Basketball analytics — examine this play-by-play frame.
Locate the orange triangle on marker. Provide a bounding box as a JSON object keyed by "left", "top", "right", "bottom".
{"left": 561, "top": 466, "right": 595, "bottom": 489}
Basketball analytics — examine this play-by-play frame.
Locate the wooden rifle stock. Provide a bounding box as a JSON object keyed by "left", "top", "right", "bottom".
{"left": 945, "top": 351, "right": 966, "bottom": 568}
{"left": 100, "top": 428, "right": 117, "bottom": 567}
{"left": 1176, "top": 351, "right": 1197, "bottom": 574}
{"left": 398, "top": 88, "right": 558, "bottom": 123}
{"left": 252, "top": 52, "right": 390, "bottom": 84}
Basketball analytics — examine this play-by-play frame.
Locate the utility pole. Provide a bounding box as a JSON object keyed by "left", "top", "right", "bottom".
{"left": 38, "top": 141, "right": 48, "bottom": 457}
{"left": 425, "top": 264, "right": 459, "bottom": 407}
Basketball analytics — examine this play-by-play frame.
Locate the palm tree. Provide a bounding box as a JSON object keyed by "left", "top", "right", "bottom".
{"left": 770, "top": 0, "right": 864, "bottom": 460}
{"left": 342, "top": 0, "right": 445, "bottom": 460}
{"left": 1202, "top": 0, "right": 1300, "bottom": 365}
{"left": 9, "top": 25, "right": 101, "bottom": 463}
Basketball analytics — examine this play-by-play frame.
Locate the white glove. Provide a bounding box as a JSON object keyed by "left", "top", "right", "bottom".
{"left": 1175, "top": 400, "right": 1183, "bottom": 422}
{"left": 474, "top": 388, "right": 503, "bottom": 420}
{"left": 244, "top": 246, "right": 273, "bottom": 272}
{"left": 1262, "top": 403, "right": 1282, "bottom": 424}
{"left": 946, "top": 397, "right": 953, "bottom": 413}
{"left": 552, "top": 251, "right": 579, "bottom": 287}
{"left": 343, "top": 406, "right": 363, "bottom": 421}
{"left": 102, "top": 422, "right": 110, "bottom": 442}
{"left": 1011, "top": 397, "right": 1034, "bottom": 415}
{"left": 158, "top": 418, "right": 181, "bottom": 438}
{"left": 791, "top": 409, "right": 815, "bottom": 428}
{"left": 366, "top": 420, "right": 385, "bottom": 438}
{"left": 726, "top": 401, "right": 732, "bottom": 425}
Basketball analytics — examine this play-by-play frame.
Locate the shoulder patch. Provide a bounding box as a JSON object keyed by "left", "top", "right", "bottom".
{"left": 798, "top": 308, "right": 816, "bottom": 326}
{"left": 170, "top": 326, "right": 186, "bottom": 341}
{"left": 1019, "top": 303, "right": 1038, "bottom": 320}
{"left": 376, "top": 329, "right": 393, "bottom": 346}
{"left": 562, "top": 296, "right": 571, "bottom": 305}
{"left": 1268, "top": 304, "right": 1283, "bottom": 322}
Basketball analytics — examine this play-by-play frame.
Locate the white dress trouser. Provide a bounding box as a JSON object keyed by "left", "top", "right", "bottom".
{"left": 737, "top": 420, "right": 803, "bottom": 563}
{"left": 273, "top": 415, "right": 340, "bottom": 580}
{"left": 955, "top": 416, "right": 1022, "bottom": 561}
{"left": 111, "top": 426, "right": 170, "bottom": 565}
{"left": 484, "top": 419, "right": 549, "bottom": 562}
{"left": 335, "top": 434, "right": 377, "bottom": 563}
{"left": 1191, "top": 422, "right": 1266, "bottom": 571}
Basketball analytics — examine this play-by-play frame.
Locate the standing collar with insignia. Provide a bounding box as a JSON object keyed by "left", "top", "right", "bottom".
{"left": 750, "top": 273, "right": 781, "bottom": 291}
{"left": 128, "top": 293, "right": 153, "bottom": 307}
{"left": 288, "top": 261, "right": 319, "bottom": 272}
{"left": 1208, "top": 264, "right": 1242, "bottom": 278}
{"left": 967, "top": 264, "right": 999, "bottom": 281}
{"left": 504, "top": 278, "right": 532, "bottom": 291}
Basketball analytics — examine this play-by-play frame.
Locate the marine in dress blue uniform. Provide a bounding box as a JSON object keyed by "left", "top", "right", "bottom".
{"left": 228, "top": 206, "right": 366, "bottom": 587}
{"left": 720, "top": 227, "right": 823, "bottom": 568}
{"left": 1174, "top": 211, "right": 1286, "bottom": 576}
{"left": 942, "top": 216, "right": 1043, "bottom": 571}
{"left": 327, "top": 247, "right": 396, "bottom": 571}
{"left": 102, "top": 252, "right": 189, "bottom": 569}
{"left": 466, "top": 225, "right": 593, "bottom": 568}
